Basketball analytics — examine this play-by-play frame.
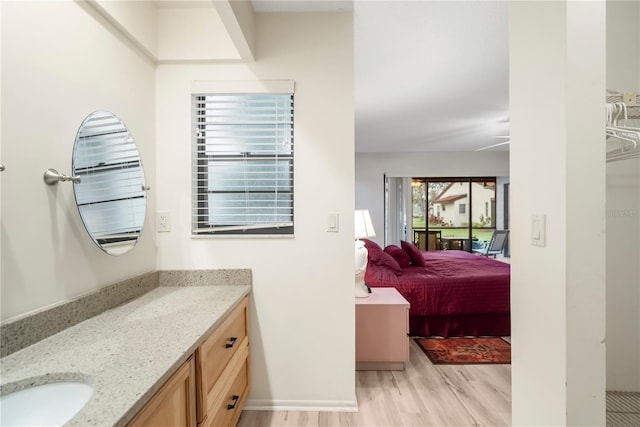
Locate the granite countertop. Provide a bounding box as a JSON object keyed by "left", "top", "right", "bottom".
{"left": 0, "top": 283, "right": 251, "bottom": 427}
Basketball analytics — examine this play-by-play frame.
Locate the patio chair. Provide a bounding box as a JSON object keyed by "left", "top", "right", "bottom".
{"left": 472, "top": 230, "right": 509, "bottom": 257}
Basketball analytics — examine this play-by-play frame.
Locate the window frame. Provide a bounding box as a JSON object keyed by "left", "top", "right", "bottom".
{"left": 410, "top": 177, "right": 497, "bottom": 252}
{"left": 191, "top": 85, "right": 295, "bottom": 237}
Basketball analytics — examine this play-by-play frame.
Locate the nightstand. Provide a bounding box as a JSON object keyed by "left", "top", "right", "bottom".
{"left": 355, "top": 287, "right": 410, "bottom": 370}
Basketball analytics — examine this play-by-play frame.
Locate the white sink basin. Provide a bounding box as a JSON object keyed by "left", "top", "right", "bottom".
{"left": 0, "top": 381, "right": 93, "bottom": 426}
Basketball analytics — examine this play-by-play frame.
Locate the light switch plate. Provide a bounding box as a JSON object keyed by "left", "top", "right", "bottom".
{"left": 327, "top": 213, "right": 339, "bottom": 232}
{"left": 531, "top": 214, "right": 546, "bottom": 247}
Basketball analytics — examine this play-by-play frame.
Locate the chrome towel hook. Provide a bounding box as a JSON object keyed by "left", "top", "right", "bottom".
{"left": 43, "top": 169, "right": 81, "bottom": 185}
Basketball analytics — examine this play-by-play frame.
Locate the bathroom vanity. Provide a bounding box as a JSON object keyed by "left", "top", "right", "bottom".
{"left": 0, "top": 274, "right": 251, "bottom": 427}
{"left": 1, "top": 105, "right": 253, "bottom": 426}
{"left": 129, "top": 296, "right": 249, "bottom": 427}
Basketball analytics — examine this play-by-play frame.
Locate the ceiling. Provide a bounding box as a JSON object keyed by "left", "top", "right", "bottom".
{"left": 251, "top": 0, "right": 353, "bottom": 12}
{"left": 256, "top": 1, "right": 510, "bottom": 153}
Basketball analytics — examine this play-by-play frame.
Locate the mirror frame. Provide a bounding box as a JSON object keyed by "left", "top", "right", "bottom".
{"left": 71, "top": 111, "right": 147, "bottom": 256}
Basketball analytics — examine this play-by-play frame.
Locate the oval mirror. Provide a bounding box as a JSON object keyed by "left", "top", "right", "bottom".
{"left": 72, "top": 111, "right": 147, "bottom": 256}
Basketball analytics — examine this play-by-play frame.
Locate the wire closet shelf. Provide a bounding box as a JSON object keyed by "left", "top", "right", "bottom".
{"left": 606, "top": 91, "right": 640, "bottom": 163}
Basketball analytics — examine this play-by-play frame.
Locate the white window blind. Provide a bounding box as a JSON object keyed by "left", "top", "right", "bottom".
{"left": 192, "top": 92, "right": 294, "bottom": 235}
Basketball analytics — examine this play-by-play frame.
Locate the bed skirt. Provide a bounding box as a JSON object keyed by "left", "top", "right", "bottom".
{"left": 410, "top": 313, "right": 511, "bottom": 338}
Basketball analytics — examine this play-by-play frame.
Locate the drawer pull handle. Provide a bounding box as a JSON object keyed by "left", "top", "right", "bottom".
{"left": 227, "top": 394, "right": 240, "bottom": 410}
{"left": 225, "top": 337, "right": 238, "bottom": 348}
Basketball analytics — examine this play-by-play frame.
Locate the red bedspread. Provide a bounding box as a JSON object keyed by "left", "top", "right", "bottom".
{"left": 365, "top": 250, "right": 510, "bottom": 318}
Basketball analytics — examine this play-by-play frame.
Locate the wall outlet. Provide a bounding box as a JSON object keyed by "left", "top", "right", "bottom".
{"left": 157, "top": 212, "right": 171, "bottom": 232}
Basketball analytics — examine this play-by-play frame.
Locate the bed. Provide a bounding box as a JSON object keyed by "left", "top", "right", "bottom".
{"left": 363, "top": 241, "right": 510, "bottom": 337}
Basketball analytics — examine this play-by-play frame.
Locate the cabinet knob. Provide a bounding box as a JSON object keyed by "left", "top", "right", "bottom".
{"left": 225, "top": 337, "right": 238, "bottom": 348}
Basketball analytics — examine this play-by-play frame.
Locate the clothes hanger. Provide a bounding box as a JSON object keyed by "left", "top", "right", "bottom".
{"left": 608, "top": 101, "right": 640, "bottom": 131}
{"left": 605, "top": 98, "right": 640, "bottom": 162}
{"left": 605, "top": 103, "right": 640, "bottom": 142}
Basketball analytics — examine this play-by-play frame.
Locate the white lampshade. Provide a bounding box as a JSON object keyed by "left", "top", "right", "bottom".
{"left": 354, "top": 209, "right": 375, "bottom": 239}
{"left": 354, "top": 209, "right": 374, "bottom": 298}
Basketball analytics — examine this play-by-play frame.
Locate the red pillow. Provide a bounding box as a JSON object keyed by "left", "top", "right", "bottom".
{"left": 401, "top": 240, "right": 426, "bottom": 267}
{"left": 368, "top": 247, "right": 402, "bottom": 275}
{"left": 383, "top": 244, "right": 411, "bottom": 268}
{"left": 361, "top": 238, "right": 382, "bottom": 252}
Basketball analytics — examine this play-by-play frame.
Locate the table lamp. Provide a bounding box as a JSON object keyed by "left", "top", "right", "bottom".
{"left": 354, "top": 209, "right": 375, "bottom": 298}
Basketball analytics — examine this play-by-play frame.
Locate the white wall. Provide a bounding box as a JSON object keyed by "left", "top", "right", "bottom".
{"left": 355, "top": 151, "right": 509, "bottom": 246}
{"left": 1, "top": 2, "right": 3, "bottom": 283}
{"left": 0, "top": 1, "right": 156, "bottom": 321}
{"left": 92, "top": 0, "right": 158, "bottom": 58}
{"left": 605, "top": 0, "right": 640, "bottom": 393}
{"left": 155, "top": 12, "right": 356, "bottom": 410}
{"left": 510, "top": 2, "right": 606, "bottom": 425}
{"left": 157, "top": 6, "right": 239, "bottom": 61}
{"left": 89, "top": 1, "right": 242, "bottom": 63}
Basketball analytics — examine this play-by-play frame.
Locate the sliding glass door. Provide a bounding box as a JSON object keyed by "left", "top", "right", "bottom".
{"left": 412, "top": 177, "right": 496, "bottom": 251}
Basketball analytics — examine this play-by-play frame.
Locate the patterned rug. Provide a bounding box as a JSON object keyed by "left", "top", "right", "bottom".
{"left": 415, "top": 337, "right": 511, "bottom": 365}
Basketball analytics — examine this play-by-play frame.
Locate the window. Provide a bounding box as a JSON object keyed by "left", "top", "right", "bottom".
{"left": 192, "top": 92, "right": 294, "bottom": 235}
{"left": 410, "top": 177, "right": 497, "bottom": 251}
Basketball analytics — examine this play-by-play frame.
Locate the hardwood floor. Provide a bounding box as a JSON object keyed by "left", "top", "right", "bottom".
{"left": 237, "top": 340, "right": 512, "bottom": 427}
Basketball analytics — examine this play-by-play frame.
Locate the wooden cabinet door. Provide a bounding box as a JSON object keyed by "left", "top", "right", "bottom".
{"left": 128, "top": 356, "right": 197, "bottom": 427}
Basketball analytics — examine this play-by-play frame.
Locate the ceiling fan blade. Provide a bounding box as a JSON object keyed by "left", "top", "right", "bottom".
{"left": 475, "top": 141, "right": 510, "bottom": 151}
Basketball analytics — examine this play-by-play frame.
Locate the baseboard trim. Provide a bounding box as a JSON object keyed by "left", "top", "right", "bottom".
{"left": 244, "top": 399, "right": 358, "bottom": 412}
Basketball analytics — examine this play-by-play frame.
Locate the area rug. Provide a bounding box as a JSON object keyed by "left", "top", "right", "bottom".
{"left": 415, "top": 337, "right": 511, "bottom": 365}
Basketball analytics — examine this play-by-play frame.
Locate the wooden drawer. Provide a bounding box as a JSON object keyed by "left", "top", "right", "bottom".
{"left": 200, "top": 343, "right": 250, "bottom": 427}
{"left": 196, "top": 297, "right": 248, "bottom": 423}
{"left": 128, "top": 356, "right": 197, "bottom": 427}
